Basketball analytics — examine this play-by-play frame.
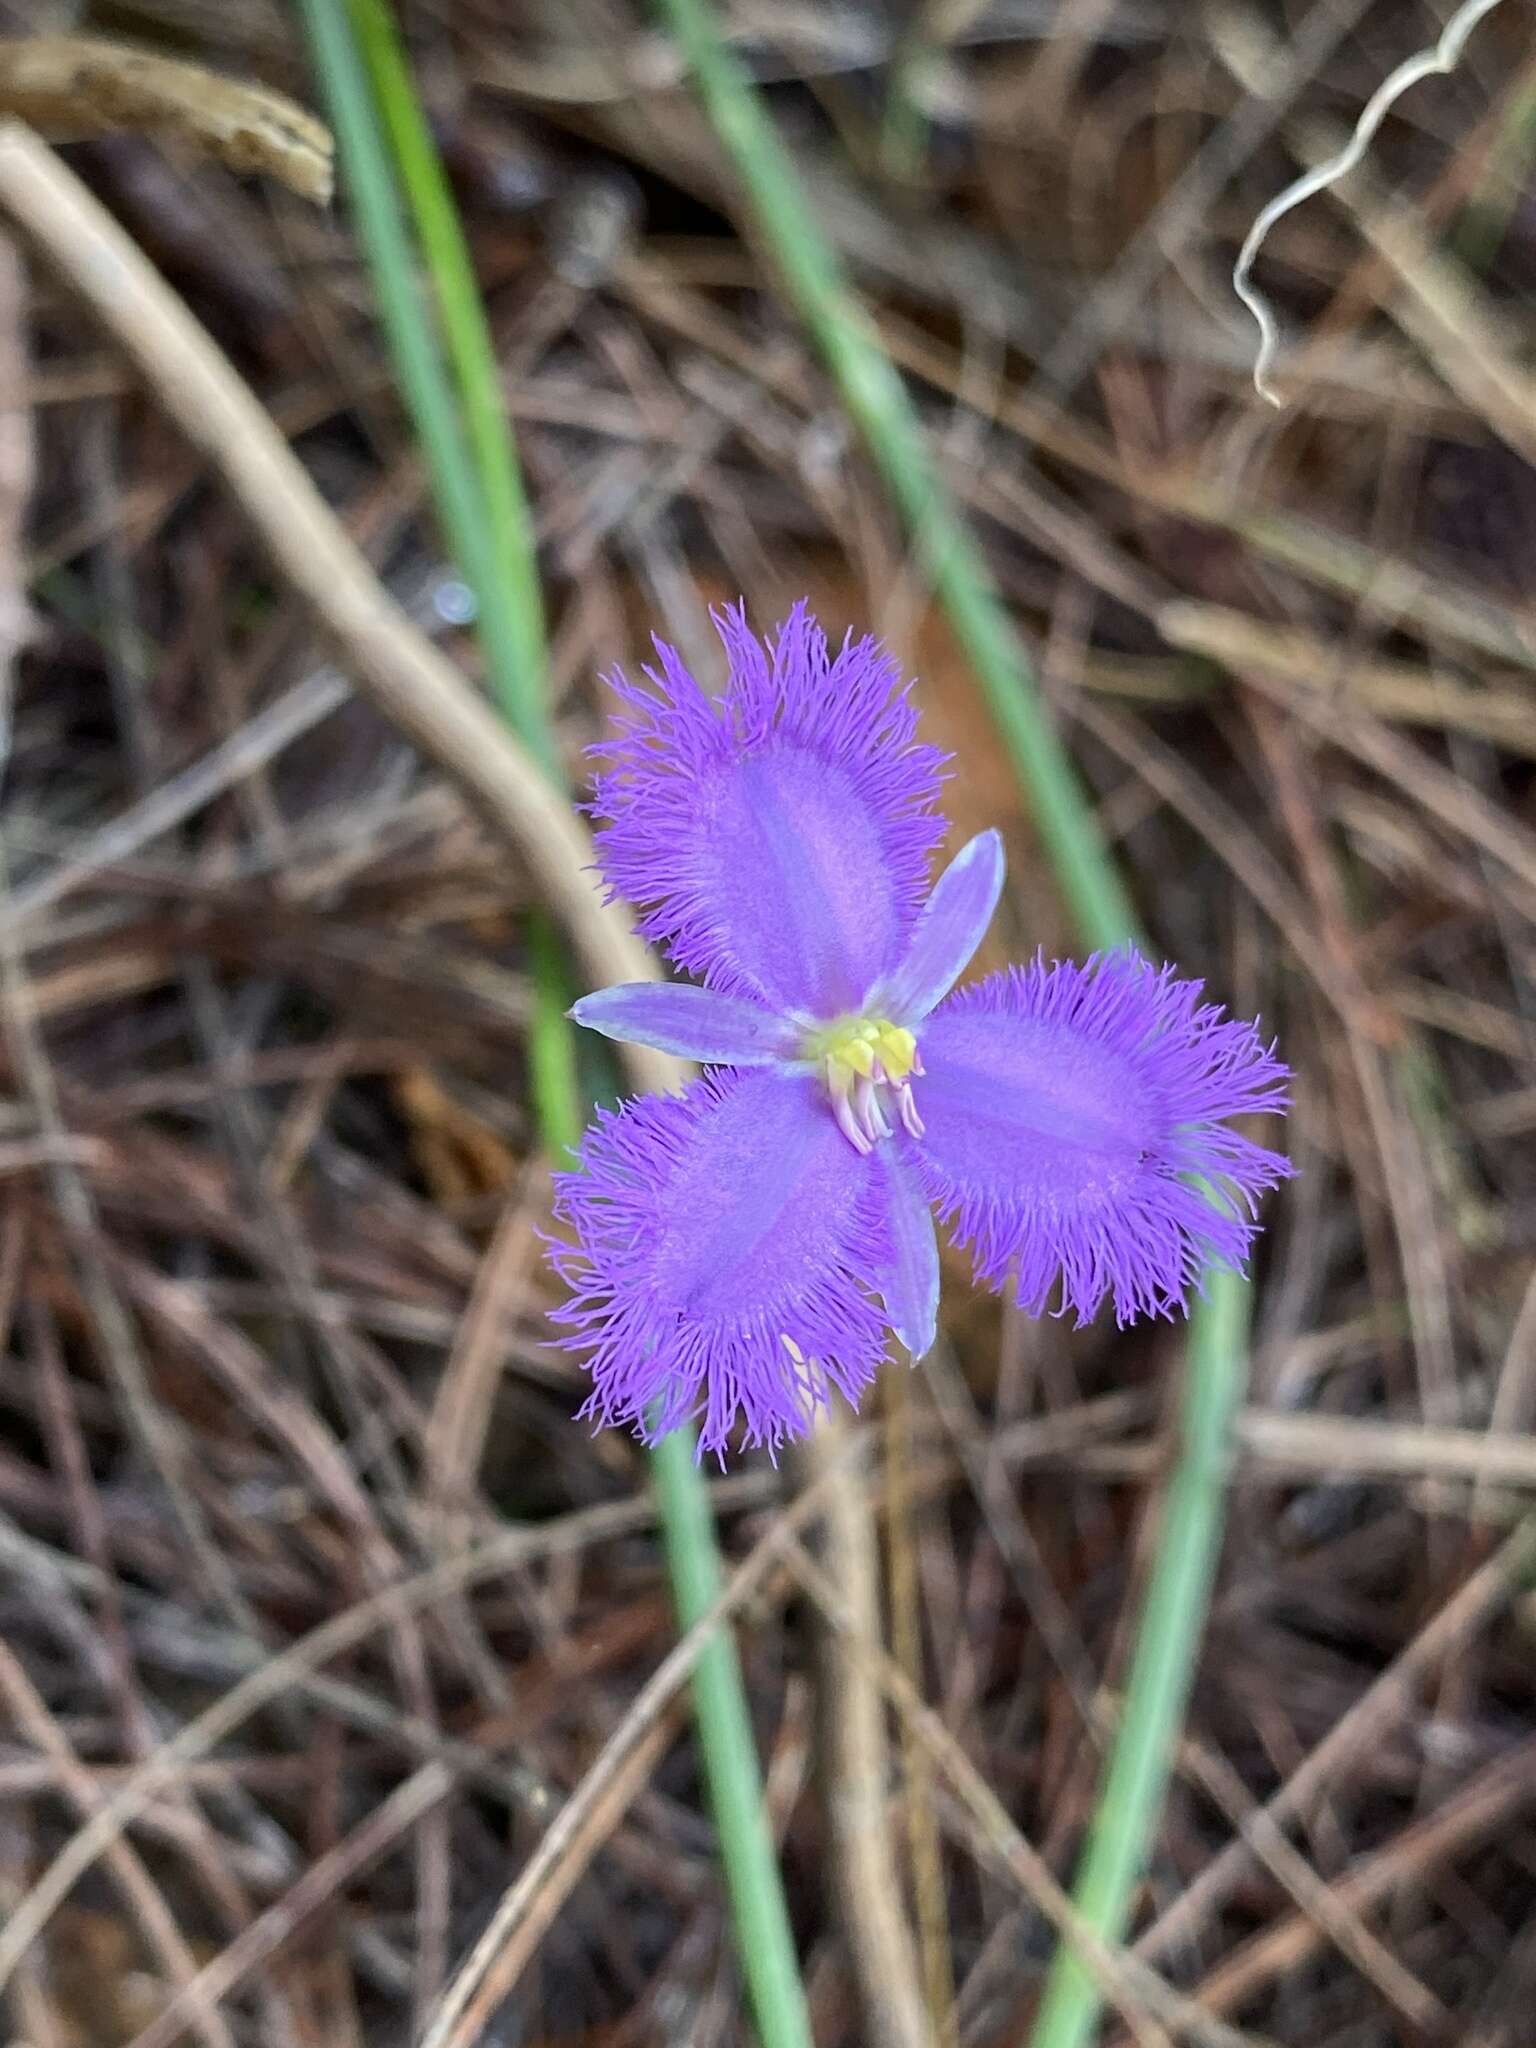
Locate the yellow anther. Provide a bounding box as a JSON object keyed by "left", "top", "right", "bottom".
{"left": 875, "top": 1024, "right": 918, "bottom": 1082}
{"left": 841, "top": 1037, "right": 877, "bottom": 1078}
{"left": 800, "top": 1013, "right": 926, "bottom": 1150}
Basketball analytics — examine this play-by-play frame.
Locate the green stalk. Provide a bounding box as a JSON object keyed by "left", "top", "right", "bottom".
{"left": 344, "top": 0, "right": 548, "bottom": 748}
{"left": 650, "top": 4, "right": 1250, "bottom": 2042}
{"left": 300, "top": 9, "right": 814, "bottom": 2045}
{"left": 654, "top": 0, "right": 1131, "bottom": 954}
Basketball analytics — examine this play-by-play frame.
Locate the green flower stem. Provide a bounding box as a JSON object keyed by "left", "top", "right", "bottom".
{"left": 654, "top": 0, "right": 1132, "bottom": 955}
{"left": 344, "top": 0, "right": 549, "bottom": 749}
{"left": 651, "top": 4, "right": 1250, "bottom": 2043}
{"left": 300, "top": 7, "right": 813, "bottom": 2044}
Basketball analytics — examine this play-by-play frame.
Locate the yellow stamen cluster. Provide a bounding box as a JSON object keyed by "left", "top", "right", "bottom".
{"left": 804, "top": 1013, "right": 926, "bottom": 1153}
{"left": 815, "top": 1016, "right": 918, "bottom": 1087}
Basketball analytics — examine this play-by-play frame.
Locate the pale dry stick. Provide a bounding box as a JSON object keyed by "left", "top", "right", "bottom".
{"left": 1189, "top": 1735, "right": 1536, "bottom": 2018}
{"left": 420, "top": 1713, "right": 682, "bottom": 2048}
{"left": 800, "top": 1410, "right": 932, "bottom": 2048}
{"left": 0, "top": 121, "right": 678, "bottom": 1097}
{"left": 121, "top": 1764, "right": 454, "bottom": 2048}
{"left": 0, "top": 1479, "right": 769, "bottom": 1993}
{"left": 1389, "top": 979, "right": 1535, "bottom": 1061}
{"left": 1232, "top": 0, "right": 1509, "bottom": 404}
{"left": 1160, "top": 600, "right": 1536, "bottom": 909}
{"left": 1141, "top": 601, "right": 1536, "bottom": 758}
{"left": 882, "top": 1371, "right": 956, "bottom": 2048}
{"left": 1131, "top": 1517, "right": 1536, "bottom": 1968}
{"left": 780, "top": 1539, "right": 1279, "bottom": 2048}
{"left": 1175, "top": 1736, "right": 1449, "bottom": 2035}
{"left": 415, "top": 1439, "right": 867, "bottom": 2048}
{"left": 1237, "top": 1409, "right": 1536, "bottom": 1490}
{"left": 0, "top": 1642, "right": 239, "bottom": 2048}
{"left": 1333, "top": 159, "right": 1536, "bottom": 463}
{"left": 1478, "top": 1265, "right": 1536, "bottom": 1525}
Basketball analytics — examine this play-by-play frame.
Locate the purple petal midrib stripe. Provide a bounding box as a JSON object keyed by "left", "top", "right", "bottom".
{"left": 733, "top": 753, "right": 869, "bottom": 1013}
{"left": 921, "top": 1052, "right": 1146, "bottom": 1152}
{"left": 669, "top": 1079, "right": 820, "bottom": 1314}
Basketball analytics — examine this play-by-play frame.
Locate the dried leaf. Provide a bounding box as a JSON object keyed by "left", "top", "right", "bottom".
{"left": 0, "top": 35, "right": 333, "bottom": 203}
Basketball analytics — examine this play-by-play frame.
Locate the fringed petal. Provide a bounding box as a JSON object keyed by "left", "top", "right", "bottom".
{"left": 549, "top": 1068, "right": 894, "bottom": 1458}
{"left": 912, "top": 953, "right": 1293, "bottom": 1323}
{"left": 588, "top": 602, "right": 947, "bottom": 1016}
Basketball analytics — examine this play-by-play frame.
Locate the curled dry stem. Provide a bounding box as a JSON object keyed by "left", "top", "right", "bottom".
{"left": 1232, "top": 0, "right": 1508, "bottom": 404}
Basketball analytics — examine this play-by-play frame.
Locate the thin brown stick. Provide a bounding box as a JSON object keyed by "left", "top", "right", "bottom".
{"left": 802, "top": 1410, "right": 932, "bottom": 2048}
{"left": 1132, "top": 1519, "right": 1536, "bottom": 1967}
{"left": 416, "top": 1439, "right": 866, "bottom": 2048}
{"left": 781, "top": 1541, "right": 1277, "bottom": 2048}
{"left": 0, "top": 1642, "right": 238, "bottom": 2048}
{"left": 120, "top": 1764, "right": 455, "bottom": 2048}
{"left": 0, "top": 120, "right": 678, "bottom": 1095}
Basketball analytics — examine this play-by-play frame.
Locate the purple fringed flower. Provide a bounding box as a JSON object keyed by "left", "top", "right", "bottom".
{"left": 551, "top": 602, "right": 1293, "bottom": 1458}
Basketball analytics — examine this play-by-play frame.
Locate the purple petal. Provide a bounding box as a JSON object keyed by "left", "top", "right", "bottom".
{"left": 872, "top": 829, "right": 1005, "bottom": 1021}
{"left": 873, "top": 1146, "right": 939, "bottom": 1358}
{"left": 570, "top": 982, "right": 799, "bottom": 1066}
{"left": 548, "top": 1068, "right": 896, "bottom": 1458}
{"left": 911, "top": 953, "right": 1293, "bottom": 1323}
{"left": 588, "top": 602, "right": 948, "bottom": 1015}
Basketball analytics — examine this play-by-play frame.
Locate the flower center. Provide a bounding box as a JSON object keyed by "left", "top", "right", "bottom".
{"left": 803, "top": 1015, "right": 925, "bottom": 1155}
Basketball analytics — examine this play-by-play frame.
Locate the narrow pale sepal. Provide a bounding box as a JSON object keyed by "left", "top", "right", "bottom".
{"left": 875, "top": 1146, "right": 940, "bottom": 1358}
{"left": 870, "top": 828, "right": 1006, "bottom": 1022}
{"left": 569, "top": 982, "right": 799, "bottom": 1066}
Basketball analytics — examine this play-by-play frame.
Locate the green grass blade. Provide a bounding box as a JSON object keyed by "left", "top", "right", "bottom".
{"left": 295, "top": 0, "right": 579, "bottom": 1151}
{"left": 653, "top": 0, "right": 1132, "bottom": 954}
{"left": 649, "top": 4, "right": 1253, "bottom": 2041}
{"left": 1029, "top": 1267, "right": 1247, "bottom": 2041}
{"left": 300, "top": 8, "right": 815, "bottom": 2043}
{"left": 344, "top": 0, "right": 549, "bottom": 758}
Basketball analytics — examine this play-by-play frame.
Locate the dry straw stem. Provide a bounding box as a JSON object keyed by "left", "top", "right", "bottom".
{"left": 1332, "top": 162, "right": 1536, "bottom": 464}
{"left": 1130, "top": 1516, "right": 1536, "bottom": 1970}
{"left": 1233, "top": 0, "right": 1508, "bottom": 404}
{"left": 782, "top": 1539, "right": 1279, "bottom": 2048}
{"left": 0, "top": 1474, "right": 773, "bottom": 1991}
{"left": 413, "top": 1437, "right": 866, "bottom": 2048}
{"left": 0, "top": 36, "right": 334, "bottom": 202}
{"left": 1236, "top": 1410, "right": 1536, "bottom": 1490}
{"left": 0, "top": 120, "right": 679, "bottom": 1097}
{"left": 1152, "top": 601, "right": 1536, "bottom": 758}
{"left": 799, "top": 1412, "right": 931, "bottom": 2048}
